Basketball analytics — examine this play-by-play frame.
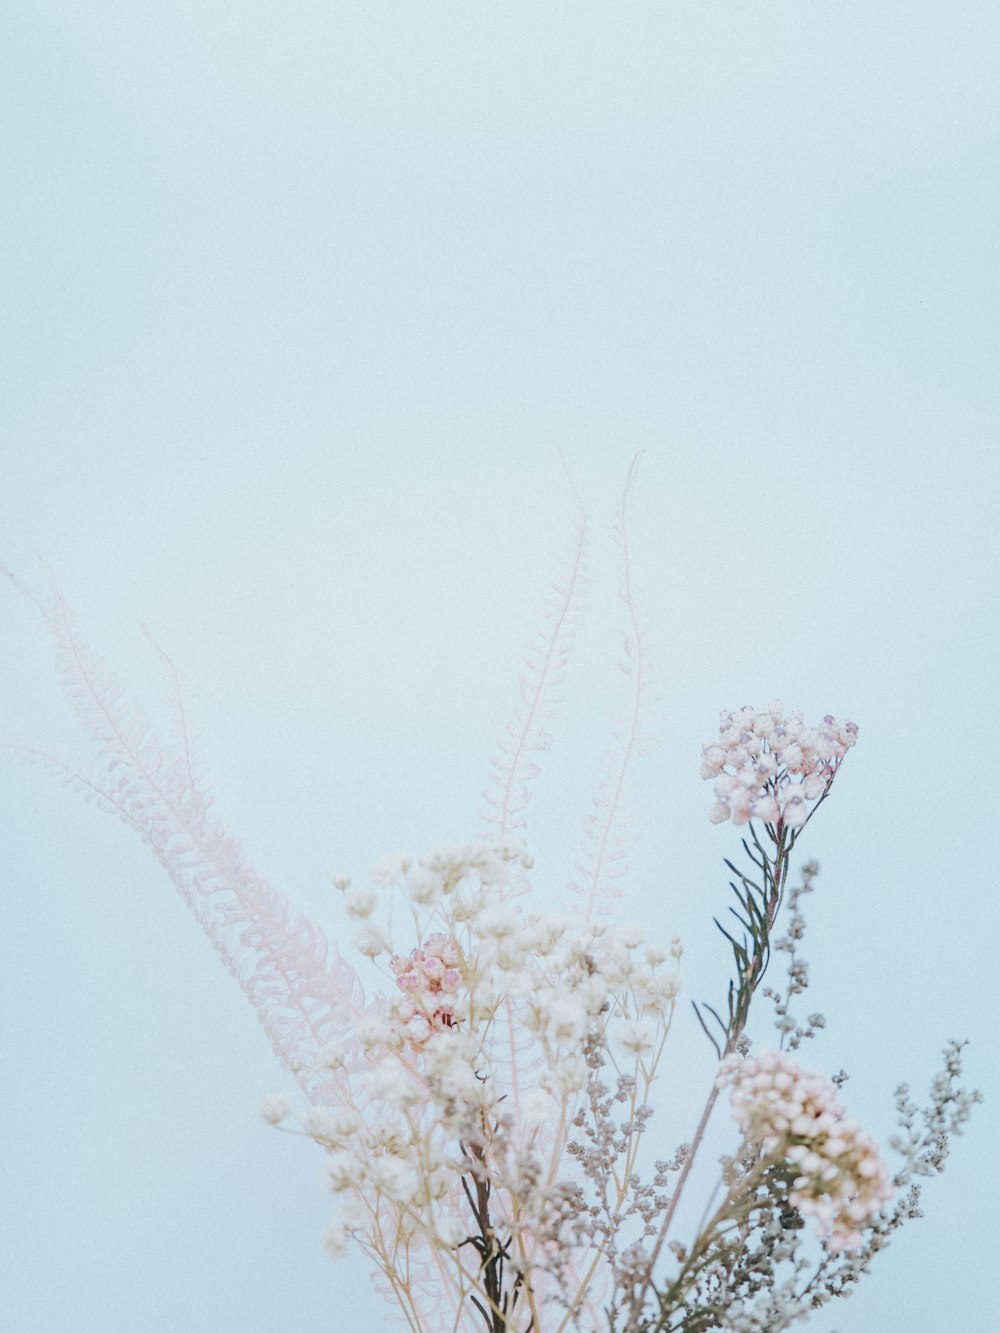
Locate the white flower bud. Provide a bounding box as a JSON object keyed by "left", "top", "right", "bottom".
{"left": 344, "top": 887, "right": 377, "bottom": 919}
{"left": 615, "top": 922, "right": 645, "bottom": 950}
{"left": 325, "top": 1151, "right": 364, "bottom": 1192}
{"left": 259, "top": 1094, "right": 291, "bottom": 1125}
{"left": 318, "top": 1040, "right": 347, "bottom": 1070}
{"left": 408, "top": 871, "right": 443, "bottom": 906}
{"left": 370, "top": 855, "right": 409, "bottom": 886}
{"left": 322, "top": 1223, "right": 349, "bottom": 1257}
{"left": 354, "top": 923, "right": 390, "bottom": 958}
{"left": 618, "top": 1021, "right": 655, "bottom": 1058}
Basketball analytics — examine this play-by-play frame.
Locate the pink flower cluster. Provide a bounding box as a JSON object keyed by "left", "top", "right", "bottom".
{"left": 390, "top": 934, "right": 463, "bottom": 1045}
{"left": 718, "top": 1050, "right": 893, "bottom": 1254}
{"left": 701, "top": 702, "right": 857, "bottom": 829}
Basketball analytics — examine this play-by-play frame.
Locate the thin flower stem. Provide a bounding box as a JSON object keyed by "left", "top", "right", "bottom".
{"left": 628, "top": 829, "right": 791, "bottom": 1331}
{"left": 511, "top": 1202, "right": 542, "bottom": 1332}
{"left": 627, "top": 1082, "right": 721, "bottom": 1327}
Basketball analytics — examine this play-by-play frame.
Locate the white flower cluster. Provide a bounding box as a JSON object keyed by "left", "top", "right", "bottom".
{"left": 268, "top": 837, "right": 683, "bottom": 1313}
{"left": 701, "top": 702, "right": 858, "bottom": 828}
{"left": 717, "top": 1050, "right": 893, "bottom": 1253}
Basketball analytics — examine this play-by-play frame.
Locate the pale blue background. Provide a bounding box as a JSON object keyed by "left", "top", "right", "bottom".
{"left": 2, "top": 3, "right": 997, "bottom": 1330}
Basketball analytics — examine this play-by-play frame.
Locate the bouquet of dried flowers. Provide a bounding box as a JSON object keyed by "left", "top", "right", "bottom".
{"left": 257, "top": 704, "right": 977, "bottom": 1332}
{"left": 3, "top": 482, "right": 978, "bottom": 1330}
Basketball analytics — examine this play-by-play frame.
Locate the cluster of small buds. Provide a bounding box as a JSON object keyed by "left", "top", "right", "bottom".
{"left": 718, "top": 1050, "right": 893, "bottom": 1253}
{"left": 701, "top": 702, "right": 858, "bottom": 828}
{"left": 389, "top": 934, "right": 463, "bottom": 1043}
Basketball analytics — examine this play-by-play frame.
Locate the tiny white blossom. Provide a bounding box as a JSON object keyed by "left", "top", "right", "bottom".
{"left": 371, "top": 1157, "right": 419, "bottom": 1202}
{"left": 363, "top": 1062, "right": 422, "bottom": 1107}
{"left": 636, "top": 968, "right": 680, "bottom": 1014}
{"left": 618, "top": 1021, "right": 655, "bottom": 1058}
{"left": 259, "top": 1094, "right": 291, "bottom": 1125}
{"left": 354, "top": 922, "right": 390, "bottom": 958}
{"left": 325, "top": 1151, "right": 364, "bottom": 1193}
{"left": 450, "top": 888, "right": 485, "bottom": 922}
{"left": 408, "top": 870, "right": 443, "bottom": 906}
{"left": 317, "top": 1040, "right": 347, "bottom": 1070}
{"left": 329, "top": 1106, "right": 361, "bottom": 1139}
{"left": 546, "top": 994, "right": 588, "bottom": 1044}
{"left": 344, "top": 887, "right": 377, "bottom": 919}
{"left": 302, "top": 1107, "right": 340, "bottom": 1141}
{"left": 615, "top": 922, "right": 645, "bottom": 950}
{"left": 544, "top": 1056, "right": 587, "bottom": 1095}
{"left": 371, "top": 854, "right": 410, "bottom": 886}
{"left": 322, "top": 1222, "right": 349, "bottom": 1257}
{"left": 355, "top": 1015, "right": 388, "bottom": 1051}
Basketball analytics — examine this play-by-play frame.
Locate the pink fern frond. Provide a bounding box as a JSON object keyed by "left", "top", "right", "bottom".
{"left": 478, "top": 472, "right": 591, "bottom": 853}
{"left": 565, "top": 454, "right": 662, "bottom": 928}
{"left": 3, "top": 562, "right": 365, "bottom": 1107}
{"left": 0, "top": 742, "right": 148, "bottom": 832}
{"left": 139, "top": 620, "right": 201, "bottom": 794}
{"left": 474, "top": 470, "right": 591, "bottom": 1129}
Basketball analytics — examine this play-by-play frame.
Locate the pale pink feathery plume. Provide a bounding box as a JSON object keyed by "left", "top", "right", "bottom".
{"left": 474, "top": 461, "right": 624, "bottom": 1333}
{"left": 566, "top": 451, "right": 661, "bottom": 928}
{"left": 473, "top": 468, "right": 591, "bottom": 1135}
{"left": 478, "top": 457, "right": 591, "bottom": 859}
{"left": 541, "top": 454, "right": 661, "bottom": 1332}
{"left": 1, "top": 559, "right": 366, "bottom": 1108}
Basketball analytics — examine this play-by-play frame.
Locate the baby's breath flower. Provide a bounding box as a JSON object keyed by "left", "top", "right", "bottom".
{"left": 370, "top": 854, "right": 410, "bottom": 886}
{"left": 619, "top": 1020, "right": 656, "bottom": 1058}
{"left": 301, "top": 1107, "right": 340, "bottom": 1141}
{"left": 321, "top": 1222, "right": 349, "bottom": 1257}
{"left": 544, "top": 1055, "right": 587, "bottom": 1095}
{"left": 407, "top": 870, "right": 443, "bottom": 906}
{"left": 476, "top": 903, "right": 521, "bottom": 939}
{"left": 635, "top": 967, "right": 680, "bottom": 1014}
{"left": 546, "top": 994, "right": 589, "bottom": 1045}
{"left": 354, "top": 922, "right": 390, "bottom": 958}
{"left": 317, "top": 1040, "right": 347, "bottom": 1070}
{"left": 354, "top": 1015, "right": 387, "bottom": 1051}
{"left": 325, "top": 1151, "right": 364, "bottom": 1193}
{"left": 363, "top": 1063, "right": 423, "bottom": 1108}
{"left": 259, "top": 1093, "right": 291, "bottom": 1125}
{"left": 521, "top": 1088, "right": 556, "bottom": 1126}
{"left": 371, "top": 1157, "right": 419, "bottom": 1203}
{"left": 344, "top": 887, "right": 377, "bottom": 919}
